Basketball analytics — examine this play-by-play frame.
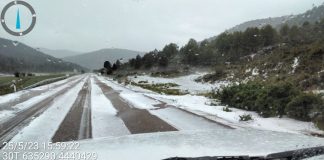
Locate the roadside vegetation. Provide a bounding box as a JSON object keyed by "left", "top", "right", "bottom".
{"left": 222, "top": 106, "right": 232, "bottom": 112}
{"left": 216, "top": 81, "right": 324, "bottom": 128}
{"left": 0, "top": 73, "right": 67, "bottom": 95}
{"left": 150, "top": 70, "right": 187, "bottom": 78}
{"left": 239, "top": 114, "right": 253, "bottom": 121}
{"left": 131, "top": 81, "right": 187, "bottom": 95}
{"left": 97, "top": 18, "right": 324, "bottom": 130}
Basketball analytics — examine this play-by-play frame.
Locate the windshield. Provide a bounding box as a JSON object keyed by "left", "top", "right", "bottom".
{"left": 0, "top": 0, "right": 324, "bottom": 160}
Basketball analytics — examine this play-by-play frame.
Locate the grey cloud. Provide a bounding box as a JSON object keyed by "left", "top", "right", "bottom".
{"left": 0, "top": 0, "right": 323, "bottom": 52}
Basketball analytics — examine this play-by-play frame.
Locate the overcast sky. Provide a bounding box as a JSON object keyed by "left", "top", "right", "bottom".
{"left": 0, "top": 0, "right": 323, "bottom": 53}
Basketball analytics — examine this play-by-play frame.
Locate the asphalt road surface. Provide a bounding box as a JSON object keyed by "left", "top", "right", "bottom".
{"left": 0, "top": 74, "right": 230, "bottom": 148}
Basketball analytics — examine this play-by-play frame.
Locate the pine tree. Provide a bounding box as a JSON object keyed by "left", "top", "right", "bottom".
{"left": 134, "top": 55, "right": 142, "bottom": 69}
{"left": 104, "top": 61, "right": 112, "bottom": 69}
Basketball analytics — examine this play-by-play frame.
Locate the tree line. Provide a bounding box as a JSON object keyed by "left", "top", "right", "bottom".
{"left": 100, "top": 60, "right": 122, "bottom": 75}
{"left": 110, "top": 19, "right": 324, "bottom": 70}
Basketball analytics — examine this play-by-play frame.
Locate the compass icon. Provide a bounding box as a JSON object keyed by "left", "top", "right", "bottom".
{"left": 1, "top": 0, "right": 36, "bottom": 36}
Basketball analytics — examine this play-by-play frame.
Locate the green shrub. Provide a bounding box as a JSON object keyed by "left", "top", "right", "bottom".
{"left": 239, "top": 114, "right": 253, "bottom": 121}
{"left": 319, "top": 92, "right": 324, "bottom": 97}
{"left": 223, "top": 106, "right": 232, "bottom": 112}
{"left": 218, "top": 79, "right": 324, "bottom": 123}
{"left": 150, "top": 70, "right": 182, "bottom": 78}
{"left": 14, "top": 72, "right": 20, "bottom": 77}
{"left": 196, "top": 68, "right": 227, "bottom": 83}
{"left": 218, "top": 82, "right": 263, "bottom": 111}
{"left": 314, "top": 115, "right": 324, "bottom": 130}
{"left": 138, "top": 80, "right": 148, "bottom": 84}
{"left": 205, "top": 99, "right": 219, "bottom": 106}
{"left": 204, "top": 88, "right": 220, "bottom": 99}
{"left": 286, "top": 94, "right": 324, "bottom": 121}
{"left": 132, "top": 82, "right": 186, "bottom": 95}
{"left": 163, "top": 83, "right": 180, "bottom": 87}
{"left": 255, "top": 82, "right": 299, "bottom": 117}
{"left": 0, "top": 85, "right": 13, "bottom": 95}
{"left": 124, "top": 79, "right": 130, "bottom": 85}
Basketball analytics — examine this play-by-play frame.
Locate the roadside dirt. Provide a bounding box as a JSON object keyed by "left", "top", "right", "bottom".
{"left": 94, "top": 78, "right": 177, "bottom": 134}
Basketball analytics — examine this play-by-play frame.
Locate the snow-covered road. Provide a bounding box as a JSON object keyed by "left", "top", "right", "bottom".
{"left": 0, "top": 74, "right": 323, "bottom": 160}
{"left": 0, "top": 74, "right": 228, "bottom": 145}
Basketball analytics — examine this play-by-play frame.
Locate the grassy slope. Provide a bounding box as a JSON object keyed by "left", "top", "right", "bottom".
{"left": 0, "top": 74, "right": 66, "bottom": 95}
{"left": 0, "top": 77, "right": 16, "bottom": 85}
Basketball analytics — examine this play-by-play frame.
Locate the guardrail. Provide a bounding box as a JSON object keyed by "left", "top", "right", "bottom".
{"left": 23, "top": 76, "right": 68, "bottom": 90}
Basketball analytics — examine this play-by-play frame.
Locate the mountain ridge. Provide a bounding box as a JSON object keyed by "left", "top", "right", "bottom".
{"left": 63, "top": 48, "right": 145, "bottom": 70}
{"left": 0, "top": 38, "right": 86, "bottom": 73}
{"left": 206, "top": 3, "right": 324, "bottom": 41}
{"left": 39, "top": 48, "right": 83, "bottom": 58}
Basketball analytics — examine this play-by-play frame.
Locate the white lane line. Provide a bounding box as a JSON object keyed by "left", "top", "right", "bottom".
{"left": 96, "top": 75, "right": 227, "bottom": 131}
{"left": 96, "top": 75, "right": 224, "bottom": 131}
{"left": 0, "top": 76, "right": 84, "bottom": 123}
{"left": 96, "top": 76, "right": 159, "bottom": 110}
{"left": 7, "top": 76, "right": 87, "bottom": 143}
{"left": 150, "top": 107, "right": 228, "bottom": 131}
{"left": 90, "top": 77, "right": 130, "bottom": 138}
{"left": 79, "top": 79, "right": 92, "bottom": 139}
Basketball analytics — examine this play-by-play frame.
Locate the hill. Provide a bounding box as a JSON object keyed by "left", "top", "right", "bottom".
{"left": 118, "top": 4, "right": 324, "bottom": 91}
{"left": 113, "top": 13, "right": 324, "bottom": 130}
{"left": 206, "top": 3, "right": 324, "bottom": 41}
{"left": 0, "top": 38, "right": 85, "bottom": 73}
{"left": 39, "top": 48, "right": 82, "bottom": 58}
{"left": 63, "top": 48, "right": 144, "bottom": 70}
